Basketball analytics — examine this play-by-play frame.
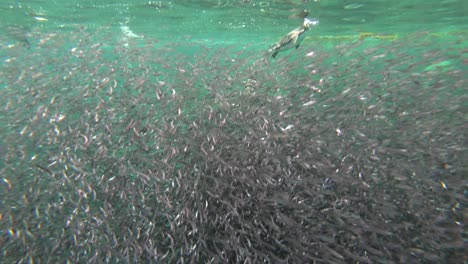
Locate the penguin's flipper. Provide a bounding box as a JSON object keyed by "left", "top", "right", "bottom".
{"left": 295, "top": 44, "right": 300, "bottom": 49}
{"left": 272, "top": 51, "right": 278, "bottom": 58}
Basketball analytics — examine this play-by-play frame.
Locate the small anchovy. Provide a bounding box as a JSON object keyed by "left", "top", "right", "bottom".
{"left": 269, "top": 17, "right": 319, "bottom": 58}
{"left": 4, "top": 25, "right": 31, "bottom": 49}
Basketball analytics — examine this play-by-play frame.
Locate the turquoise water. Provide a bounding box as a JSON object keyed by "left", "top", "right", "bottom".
{"left": 1, "top": 0, "right": 467, "bottom": 43}
{"left": 0, "top": 1, "right": 466, "bottom": 263}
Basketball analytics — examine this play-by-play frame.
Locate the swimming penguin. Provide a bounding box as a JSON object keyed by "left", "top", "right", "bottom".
{"left": 269, "top": 17, "right": 318, "bottom": 58}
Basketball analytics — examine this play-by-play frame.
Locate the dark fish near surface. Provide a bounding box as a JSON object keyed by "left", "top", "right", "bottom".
{"left": 3, "top": 25, "right": 31, "bottom": 48}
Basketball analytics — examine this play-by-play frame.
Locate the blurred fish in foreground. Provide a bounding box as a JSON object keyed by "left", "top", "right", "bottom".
{"left": 2, "top": 25, "right": 31, "bottom": 49}
{"left": 0, "top": 27, "right": 465, "bottom": 263}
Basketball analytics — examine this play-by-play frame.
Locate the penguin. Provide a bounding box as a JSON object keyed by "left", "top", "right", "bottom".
{"left": 269, "top": 17, "right": 318, "bottom": 59}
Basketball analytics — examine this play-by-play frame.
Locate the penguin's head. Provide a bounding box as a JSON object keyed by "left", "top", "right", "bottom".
{"left": 303, "top": 17, "right": 319, "bottom": 29}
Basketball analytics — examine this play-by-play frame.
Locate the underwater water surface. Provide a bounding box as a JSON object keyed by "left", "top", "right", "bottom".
{"left": 0, "top": 1, "right": 466, "bottom": 263}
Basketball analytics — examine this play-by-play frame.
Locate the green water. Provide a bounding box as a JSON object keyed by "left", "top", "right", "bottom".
{"left": 0, "top": 1, "right": 466, "bottom": 263}
{"left": 1, "top": 0, "right": 467, "bottom": 44}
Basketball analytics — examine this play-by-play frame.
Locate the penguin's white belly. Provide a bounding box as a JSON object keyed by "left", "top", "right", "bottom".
{"left": 282, "top": 33, "right": 305, "bottom": 51}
